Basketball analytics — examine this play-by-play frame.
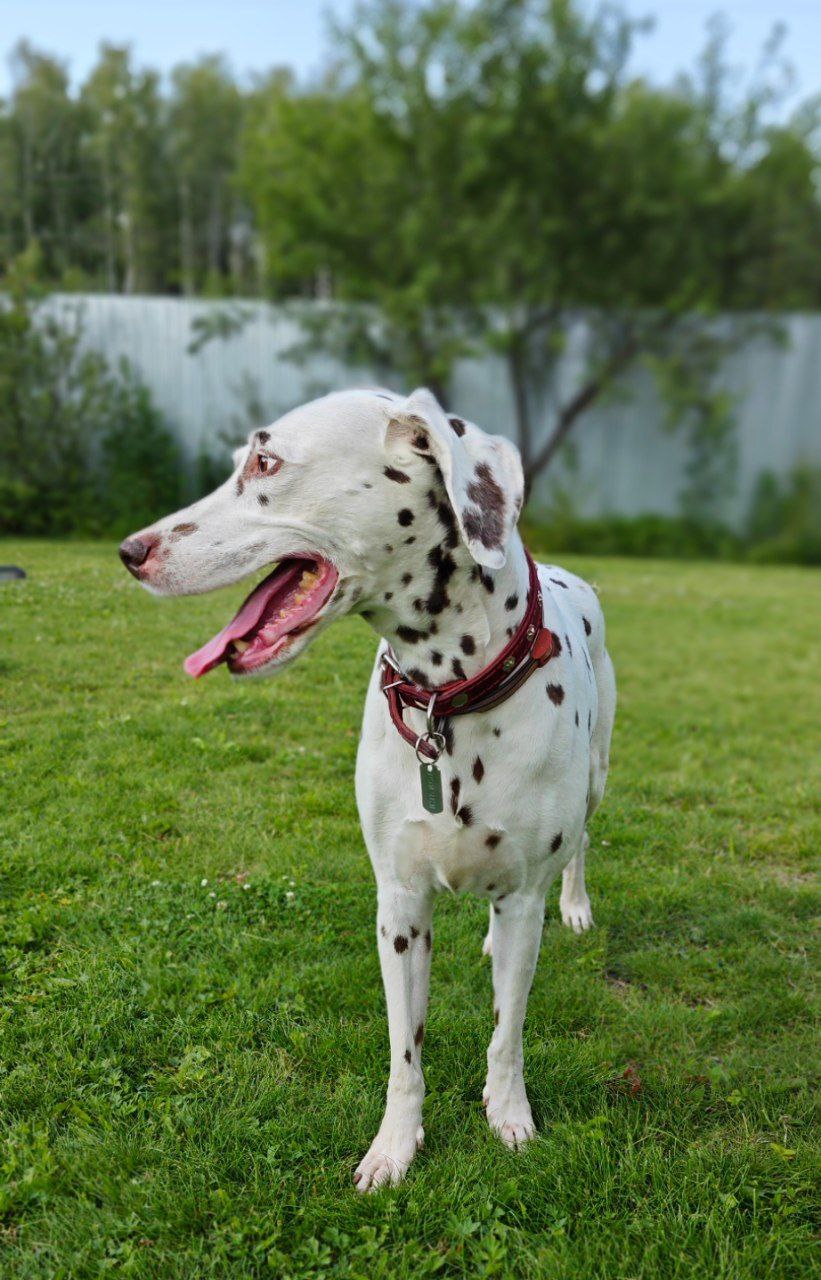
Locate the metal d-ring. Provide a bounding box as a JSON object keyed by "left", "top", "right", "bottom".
{"left": 415, "top": 731, "right": 446, "bottom": 764}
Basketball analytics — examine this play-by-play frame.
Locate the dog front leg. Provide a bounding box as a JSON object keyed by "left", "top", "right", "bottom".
{"left": 484, "top": 891, "right": 544, "bottom": 1147}
{"left": 353, "top": 884, "right": 433, "bottom": 1192}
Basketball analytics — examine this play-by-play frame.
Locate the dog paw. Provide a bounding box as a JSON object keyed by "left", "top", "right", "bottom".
{"left": 483, "top": 1087, "right": 536, "bottom": 1149}
{"left": 352, "top": 1124, "right": 424, "bottom": 1193}
{"left": 560, "top": 896, "right": 594, "bottom": 933}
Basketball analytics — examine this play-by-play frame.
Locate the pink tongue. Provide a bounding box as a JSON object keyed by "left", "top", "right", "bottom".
{"left": 183, "top": 563, "right": 303, "bottom": 678}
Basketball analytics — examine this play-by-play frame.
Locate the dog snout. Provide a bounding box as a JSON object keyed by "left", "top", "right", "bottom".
{"left": 119, "top": 534, "right": 160, "bottom": 579}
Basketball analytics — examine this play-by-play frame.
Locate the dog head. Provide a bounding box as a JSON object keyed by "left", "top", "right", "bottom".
{"left": 120, "top": 387, "right": 523, "bottom": 679}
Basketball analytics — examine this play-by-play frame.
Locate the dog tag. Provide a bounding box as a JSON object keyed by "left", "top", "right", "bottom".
{"left": 419, "top": 761, "right": 443, "bottom": 813}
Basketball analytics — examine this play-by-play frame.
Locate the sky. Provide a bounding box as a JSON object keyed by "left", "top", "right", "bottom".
{"left": 2, "top": 0, "right": 820, "bottom": 112}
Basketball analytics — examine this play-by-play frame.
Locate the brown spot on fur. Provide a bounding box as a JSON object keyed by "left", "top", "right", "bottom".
{"left": 449, "top": 416, "right": 466, "bottom": 437}
{"left": 450, "top": 778, "right": 461, "bottom": 814}
{"left": 404, "top": 1049, "right": 412, "bottom": 1064}
{"left": 551, "top": 633, "right": 562, "bottom": 656}
{"left": 414, "top": 1023, "right": 425, "bottom": 1046}
{"left": 384, "top": 466, "right": 411, "bottom": 484}
{"left": 171, "top": 522, "right": 197, "bottom": 537}
{"left": 473, "top": 756, "right": 484, "bottom": 784}
{"left": 394, "top": 935, "right": 408, "bottom": 953}
{"left": 485, "top": 834, "right": 502, "bottom": 849}
{"left": 494, "top": 1007, "right": 499, "bottom": 1026}
{"left": 547, "top": 683, "right": 565, "bottom": 705}
{"left": 463, "top": 462, "right": 505, "bottom": 550}
{"left": 258, "top": 494, "right": 269, "bottom": 506}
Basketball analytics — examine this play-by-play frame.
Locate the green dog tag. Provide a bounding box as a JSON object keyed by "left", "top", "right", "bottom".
{"left": 419, "top": 761, "right": 443, "bottom": 813}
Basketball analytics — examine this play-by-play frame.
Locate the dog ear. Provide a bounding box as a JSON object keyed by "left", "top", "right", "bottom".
{"left": 384, "top": 388, "right": 524, "bottom": 569}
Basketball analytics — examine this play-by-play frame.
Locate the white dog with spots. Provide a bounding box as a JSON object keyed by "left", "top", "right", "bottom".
{"left": 120, "top": 387, "right": 616, "bottom": 1192}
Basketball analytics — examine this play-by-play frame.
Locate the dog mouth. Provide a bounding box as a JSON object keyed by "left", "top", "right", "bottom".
{"left": 183, "top": 557, "right": 339, "bottom": 679}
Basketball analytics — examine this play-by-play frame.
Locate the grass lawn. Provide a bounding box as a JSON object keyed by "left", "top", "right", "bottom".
{"left": 0, "top": 540, "right": 818, "bottom": 1278}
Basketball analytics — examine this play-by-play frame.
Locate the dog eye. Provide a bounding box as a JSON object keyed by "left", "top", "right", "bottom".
{"left": 256, "top": 454, "right": 281, "bottom": 477}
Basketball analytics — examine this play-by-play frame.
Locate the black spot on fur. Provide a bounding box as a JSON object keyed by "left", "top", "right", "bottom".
{"left": 257, "top": 430, "right": 270, "bottom": 444}
{"left": 397, "top": 624, "right": 428, "bottom": 644}
{"left": 551, "top": 831, "right": 563, "bottom": 852}
{"left": 487, "top": 882, "right": 496, "bottom": 890}
{"left": 257, "top": 493, "right": 269, "bottom": 506}
{"left": 397, "top": 508, "right": 414, "bottom": 527}
{"left": 492, "top": 727, "right": 501, "bottom": 737}
{"left": 384, "top": 591, "right": 393, "bottom": 602}
{"left": 473, "top": 756, "right": 484, "bottom": 784}
{"left": 588, "top": 710, "right": 592, "bottom": 734}
{"left": 426, "top": 544, "right": 457, "bottom": 614}
{"left": 458, "top": 806, "right": 474, "bottom": 827}
{"left": 547, "top": 683, "right": 565, "bottom": 705}
{"left": 407, "top": 667, "right": 428, "bottom": 685}
{"left": 394, "top": 935, "right": 408, "bottom": 954}
{"left": 450, "top": 778, "right": 461, "bottom": 814}
{"left": 494, "top": 1007, "right": 499, "bottom": 1025}
{"left": 430, "top": 650, "right": 443, "bottom": 666}
{"left": 493, "top": 905, "right": 500, "bottom": 915}
{"left": 583, "top": 616, "right": 592, "bottom": 636}
{"left": 505, "top": 594, "right": 519, "bottom": 611}
{"left": 449, "top": 415, "right": 466, "bottom": 437}
{"left": 425, "top": 929, "right": 432, "bottom": 951}
{"left": 405, "top": 535, "right": 416, "bottom": 545}
{"left": 401, "top": 572, "right": 413, "bottom": 586}
{"left": 410, "top": 926, "right": 419, "bottom": 939}
{"left": 452, "top": 657, "right": 467, "bottom": 680}
{"left": 384, "top": 466, "right": 411, "bottom": 484}
{"left": 575, "top": 709, "right": 579, "bottom": 727}
{"left": 565, "top": 633, "right": 572, "bottom": 656}
{"left": 380, "top": 925, "right": 387, "bottom": 938}
{"left": 460, "top": 634, "right": 476, "bottom": 655}
{"left": 404, "top": 1049, "right": 412, "bottom": 1064}
{"left": 362, "top": 482, "right": 373, "bottom": 489}
{"left": 414, "top": 1023, "right": 424, "bottom": 1046}
{"left": 552, "top": 633, "right": 562, "bottom": 656}
{"left": 550, "top": 577, "right": 568, "bottom": 588}
{"left": 442, "top": 721, "right": 455, "bottom": 755}
{"left": 485, "top": 833, "right": 502, "bottom": 849}
{"left": 384, "top": 544, "right": 394, "bottom": 554}
{"left": 412, "top": 432, "right": 429, "bottom": 451}
{"left": 471, "top": 565, "right": 495, "bottom": 594}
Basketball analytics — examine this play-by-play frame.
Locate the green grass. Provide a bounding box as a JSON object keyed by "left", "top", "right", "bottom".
{"left": 1, "top": 541, "right": 818, "bottom": 1279}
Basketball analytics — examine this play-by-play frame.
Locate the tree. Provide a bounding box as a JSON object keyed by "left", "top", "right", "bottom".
{"left": 240, "top": 0, "right": 821, "bottom": 504}
{"left": 168, "top": 56, "right": 245, "bottom": 295}
{"left": 80, "top": 44, "right": 174, "bottom": 292}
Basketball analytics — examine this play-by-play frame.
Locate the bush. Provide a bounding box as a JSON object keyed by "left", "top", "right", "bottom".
{"left": 0, "top": 280, "right": 182, "bottom": 537}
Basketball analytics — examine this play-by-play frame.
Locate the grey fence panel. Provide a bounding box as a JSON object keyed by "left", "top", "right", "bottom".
{"left": 45, "top": 295, "right": 821, "bottom": 527}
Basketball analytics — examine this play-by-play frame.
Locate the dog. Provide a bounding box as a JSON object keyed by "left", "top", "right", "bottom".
{"left": 120, "top": 387, "right": 616, "bottom": 1192}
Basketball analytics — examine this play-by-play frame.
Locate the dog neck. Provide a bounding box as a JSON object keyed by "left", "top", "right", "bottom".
{"left": 358, "top": 487, "right": 530, "bottom": 689}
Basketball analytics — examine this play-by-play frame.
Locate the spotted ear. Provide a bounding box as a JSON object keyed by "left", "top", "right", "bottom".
{"left": 384, "top": 388, "right": 524, "bottom": 569}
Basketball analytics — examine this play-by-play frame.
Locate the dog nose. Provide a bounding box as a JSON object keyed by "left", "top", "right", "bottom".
{"left": 119, "top": 537, "right": 152, "bottom": 577}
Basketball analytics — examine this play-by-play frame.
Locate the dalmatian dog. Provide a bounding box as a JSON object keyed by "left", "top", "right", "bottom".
{"left": 120, "top": 387, "right": 616, "bottom": 1192}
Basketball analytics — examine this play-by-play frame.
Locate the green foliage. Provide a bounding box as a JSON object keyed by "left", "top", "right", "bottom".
{"left": 0, "top": 273, "right": 181, "bottom": 536}
{"left": 0, "top": 544, "right": 818, "bottom": 1276}
{"left": 522, "top": 463, "right": 821, "bottom": 563}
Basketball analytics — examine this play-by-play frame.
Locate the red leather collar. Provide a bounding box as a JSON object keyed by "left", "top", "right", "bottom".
{"left": 381, "top": 550, "right": 555, "bottom": 760}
